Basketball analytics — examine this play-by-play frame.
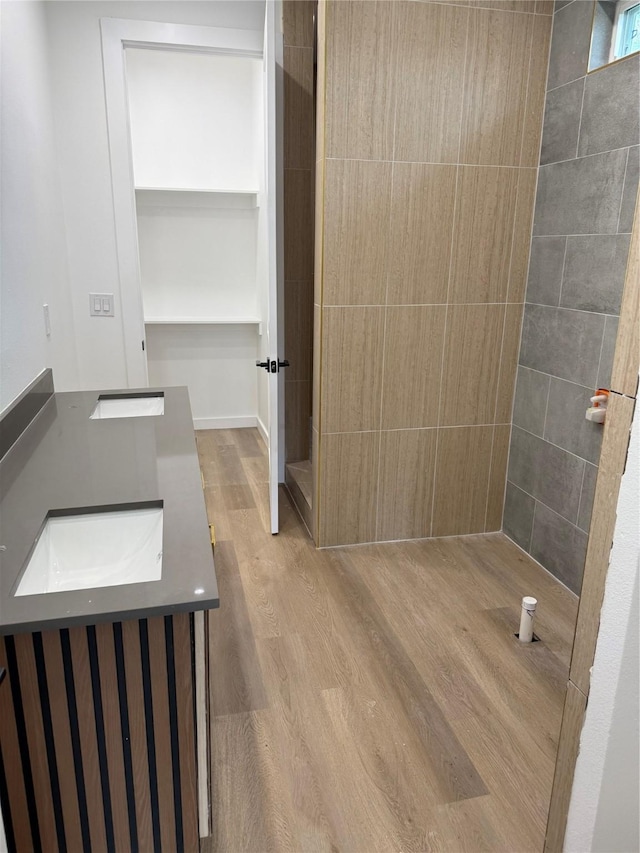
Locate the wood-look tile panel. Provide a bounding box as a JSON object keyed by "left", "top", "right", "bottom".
{"left": 322, "top": 159, "right": 391, "bottom": 306}
{"left": 570, "top": 392, "right": 636, "bottom": 695}
{"left": 284, "top": 47, "right": 314, "bottom": 169}
{"left": 521, "top": 13, "right": 553, "bottom": 166}
{"left": 381, "top": 305, "right": 446, "bottom": 430}
{"left": 460, "top": 8, "right": 533, "bottom": 166}
{"left": 474, "top": 0, "right": 538, "bottom": 12}
{"left": 325, "top": 0, "right": 396, "bottom": 160}
{"left": 285, "top": 380, "right": 311, "bottom": 462}
{"left": 495, "top": 303, "right": 524, "bottom": 423}
{"left": 319, "top": 431, "right": 379, "bottom": 546}
{"left": 284, "top": 168, "right": 313, "bottom": 281}
{"left": 283, "top": 0, "right": 314, "bottom": 47}
{"left": 377, "top": 428, "right": 437, "bottom": 541}
{"left": 544, "top": 682, "right": 587, "bottom": 853}
{"left": 387, "top": 163, "right": 457, "bottom": 305}
{"left": 394, "top": 2, "right": 468, "bottom": 163}
{"left": 508, "top": 168, "right": 538, "bottom": 302}
{"left": 312, "top": 303, "right": 320, "bottom": 433}
{"left": 315, "top": 0, "right": 327, "bottom": 165}
{"left": 432, "top": 426, "right": 494, "bottom": 536}
{"left": 440, "top": 304, "right": 506, "bottom": 426}
{"left": 449, "top": 166, "right": 520, "bottom": 304}
{"left": 320, "top": 307, "right": 384, "bottom": 433}
{"left": 285, "top": 279, "right": 313, "bottom": 381}
{"left": 610, "top": 187, "right": 640, "bottom": 396}
{"left": 486, "top": 424, "right": 511, "bottom": 530}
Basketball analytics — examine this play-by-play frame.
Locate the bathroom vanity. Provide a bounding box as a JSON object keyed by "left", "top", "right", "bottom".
{"left": 0, "top": 371, "right": 217, "bottom": 852}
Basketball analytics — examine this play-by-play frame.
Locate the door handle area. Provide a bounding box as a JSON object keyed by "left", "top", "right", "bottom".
{"left": 256, "top": 359, "right": 290, "bottom": 373}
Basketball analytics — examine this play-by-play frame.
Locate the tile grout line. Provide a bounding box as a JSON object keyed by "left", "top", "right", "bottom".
{"left": 594, "top": 320, "right": 608, "bottom": 391}
{"left": 507, "top": 476, "right": 588, "bottom": 536}
{"left": 556, "top": 236, "right": 569, "bottom": 308}
{"left": 324, "top": 156, "right": 532, "bottom": 169}
{"left": 574, "top": 74, "right": 587, "bottom": 160}
{"left": 539, "top": 142, "right": 632, "bottom": 168}
{"left": 375, "top": 3, "right": 401, "bottom": 543}
{"left": 526, "top": 299, "right": 621, "bottom": 317}
{"left": 322, "top": 423, "right": 512, "bottom": 436}
{"left": 513, "top": 421, "right": 597, "bottom": 465}
{"left": 501, "top": 7, "right": 554, "bottom": 536}
{"left": 528, "top": 497, "right": 537, "bottom": 553}
{"left": 517, "top": 6, "right": 537, "bottom": 168}
{"left": 615, "top": 147, "right": 632, "bottom": 233}
{"left": 577, "top": 463, "right": 587, "bottom": 529}
{"left": 545, "top": 71, "right": 586, "bottom": 95}
{"left": 322, "top": 301, "right": 625, "bottom": 313}
{"left": 430, "top": 3, "right": 470, "bottom": 539}
{"left": 541, "top": 370, "right": 552, "bottom": 441}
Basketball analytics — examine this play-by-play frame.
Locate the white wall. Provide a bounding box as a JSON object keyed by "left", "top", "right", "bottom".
{"left": 146, "top": 324, "right": 258, "bottom": 428}
{"left": 127, "top": 49, "right": 262, "bottom": 192}
{"left": 42, "top": 1, "right": 265, "bottom": 391}
{"left": 565, "top": 387, "right": 640, "bottom": 852}
{"left": 0, "top": 0, "right": 78, "bottom": 410}
{"left": 136, "top": 200, "right": 259, "bottom": 320}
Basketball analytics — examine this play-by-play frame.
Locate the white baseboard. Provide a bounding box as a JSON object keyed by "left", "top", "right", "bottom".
{"left": 193, "top": 416, "right": 258, "bottom": 430}
{"left": 256, "top": 415, "right": 268, "bottom": 445}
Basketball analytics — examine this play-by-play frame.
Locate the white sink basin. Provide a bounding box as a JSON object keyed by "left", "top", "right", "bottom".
{"left": 16, "top": 506, "right": 163, "bottom": 596}
{"left": 90, "top": 394, "right": 164, "bottom": 419}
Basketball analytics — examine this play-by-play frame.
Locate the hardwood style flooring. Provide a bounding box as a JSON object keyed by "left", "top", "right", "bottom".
{"left": 197, "top": 428, "right": 578, "bottom": 853}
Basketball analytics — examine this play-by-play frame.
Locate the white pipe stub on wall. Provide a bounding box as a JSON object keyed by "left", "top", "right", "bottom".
{"left": 518, "top": 596, "right": 538, "bottom": 643}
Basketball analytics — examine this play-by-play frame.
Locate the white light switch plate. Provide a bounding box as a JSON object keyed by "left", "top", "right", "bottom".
{"left": 89, "top": 293, "right": 115, "bottom": 317}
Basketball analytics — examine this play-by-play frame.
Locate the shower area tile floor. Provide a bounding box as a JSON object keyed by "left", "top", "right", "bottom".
{"left": 197, "top": 428, "right": 578, "bottom": 853}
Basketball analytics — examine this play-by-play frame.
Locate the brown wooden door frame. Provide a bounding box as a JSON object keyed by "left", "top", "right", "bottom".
{"left": 544, "top": 186, "right": 639, "bottom": 852}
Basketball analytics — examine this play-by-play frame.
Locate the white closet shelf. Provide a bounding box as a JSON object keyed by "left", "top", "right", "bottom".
{"left": 135, "top": 187, "right": 259, "bottom": 209}
{"left": 135, "top": 186, "right": 259, "bottom": 194}
{"left": 144, "top": 317, "right": 261, "bottom": 325}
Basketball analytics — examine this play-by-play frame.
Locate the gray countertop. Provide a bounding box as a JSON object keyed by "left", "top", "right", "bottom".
{"left": 0, "top": 386, "right": 218, "bottom": 634}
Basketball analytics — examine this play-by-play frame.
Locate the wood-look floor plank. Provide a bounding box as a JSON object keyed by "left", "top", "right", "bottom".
{"left": 199, "top": 428, "right": 577, "bottom": 853}
{"left": 211, "top": 709, "right": 296, "bottom": 853}
{"left": 209, "top": 540, "right": 269, "bottom": 716}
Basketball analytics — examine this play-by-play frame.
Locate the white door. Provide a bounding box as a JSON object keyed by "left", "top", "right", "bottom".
{"left": 263, "top": 0, "right": 285, "bottom": 534}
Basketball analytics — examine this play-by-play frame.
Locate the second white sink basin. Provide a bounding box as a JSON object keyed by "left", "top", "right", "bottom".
{"left": 90, "top": 394, "right": 164, "bottom": 419}
{"left": 16, "top": 505, "right": 163, "bottom": 596}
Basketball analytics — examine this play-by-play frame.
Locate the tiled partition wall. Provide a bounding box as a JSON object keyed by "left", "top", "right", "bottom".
{"left": 283, "top": 1, "right": 315, "bottom": 465}
{"left": 313, "top": 0, "right": 552, "bottom": 547}
{"left": 504, "top": 0, "right": 640, "bottom": 594}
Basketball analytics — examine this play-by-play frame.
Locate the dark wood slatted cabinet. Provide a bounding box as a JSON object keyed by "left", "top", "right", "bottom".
{"left": 0, "top": 612, "right": 206, "bottom": 853}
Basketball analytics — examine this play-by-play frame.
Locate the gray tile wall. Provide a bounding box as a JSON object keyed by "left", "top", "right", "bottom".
{"left": 504, "top": 0, "right": 639, "bottom": 594}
